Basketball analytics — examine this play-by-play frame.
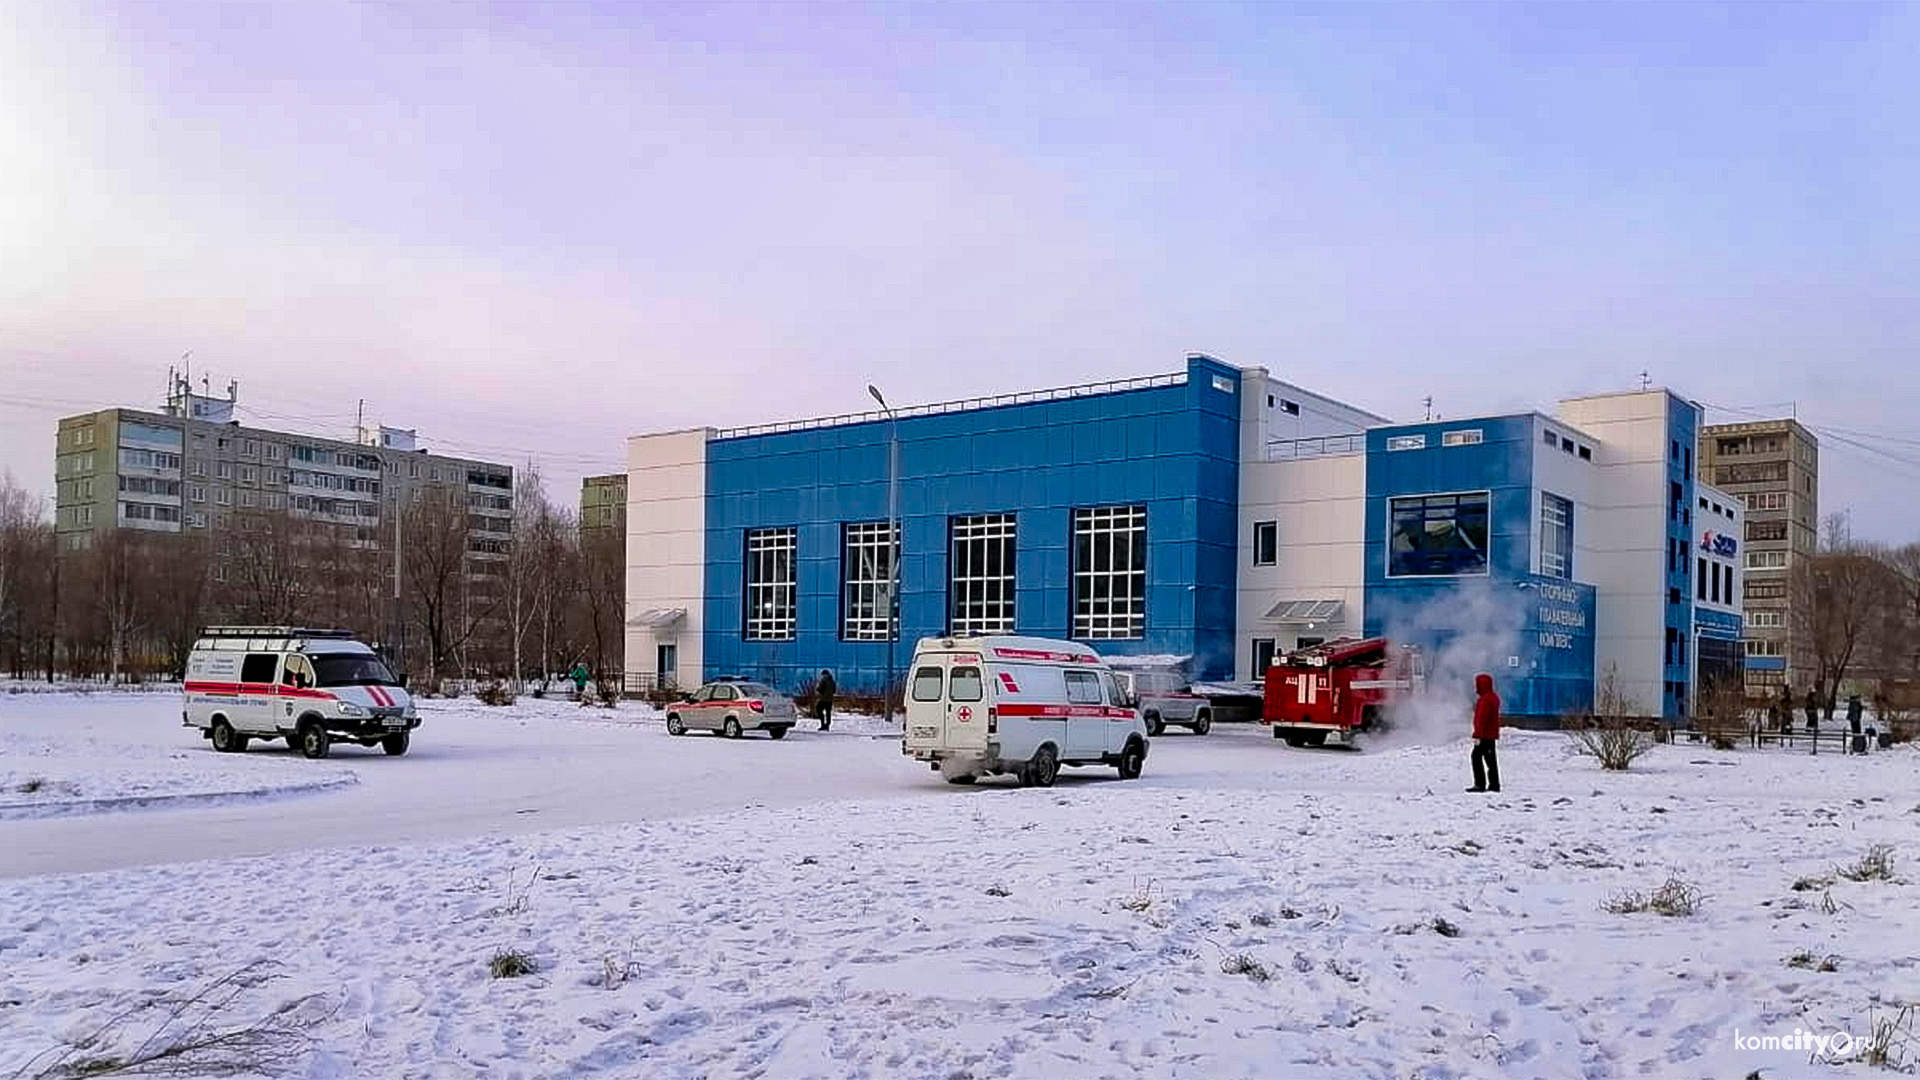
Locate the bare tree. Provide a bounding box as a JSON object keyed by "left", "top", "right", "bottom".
{"left": 404, "top": 485, "right": 470, "bottom": 688}
{"left": 149, "top": 532, "right": 213, "bottom": 677}
{"left": 90, "top": 529, "right": 154, "bottom": 683}
{"left": 531, "top": 508, "right": 580, "bottom": 695}
{"left": 1792, "top": 515, "right": 1896, "bottom": 716}
{"left": 1877, "top": 543, "right": 1920, "bottom": 689}
{"left": 0, "top": 472, "right": 38, "bottom": 674}
{"left": 503, "top": 466, "right": 549, "bottom": 691}
{"left": 578, "top": 527, "right": 625, "bottom": 700}
{"left": 221, "top": 510, "right": 307, "bottom": 624}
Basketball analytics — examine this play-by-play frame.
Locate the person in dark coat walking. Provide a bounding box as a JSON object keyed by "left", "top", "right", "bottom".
{"left": 1468, "top": 673, "right": 1502, "bottom": 793}
{"left": 1805, "top": 688, "right": 1821, "bottom": 730}
{"left": 1847, "top": 694, "right": 1864, "bottom": 735}
{"left": 814, "top": 669, "right": 836, "bottom": 731}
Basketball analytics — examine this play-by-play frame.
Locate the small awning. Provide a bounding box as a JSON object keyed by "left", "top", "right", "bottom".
{"left": 1264, "top": 598, "right": 1345, "bottom": 626}
{"left": 628, "top": 608, "right": 687, "bottom": 629}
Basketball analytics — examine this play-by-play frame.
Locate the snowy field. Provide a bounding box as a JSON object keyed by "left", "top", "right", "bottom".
{"left": 2, "top": 693, "right": 1919, "bottom": 1078}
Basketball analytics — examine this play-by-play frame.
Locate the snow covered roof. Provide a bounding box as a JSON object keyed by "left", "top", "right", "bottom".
{"left": 627, "top": 608, "right": 687, "bottom": 628}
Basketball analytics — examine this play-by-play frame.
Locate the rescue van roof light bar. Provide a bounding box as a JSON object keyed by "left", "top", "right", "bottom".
{"left": 200, "top": 626, "right": 356, "bottom": 640}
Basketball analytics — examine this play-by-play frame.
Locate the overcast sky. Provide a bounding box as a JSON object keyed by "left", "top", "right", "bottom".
{"left": 3, "top": 2, "right": 1915, "bottom": 539}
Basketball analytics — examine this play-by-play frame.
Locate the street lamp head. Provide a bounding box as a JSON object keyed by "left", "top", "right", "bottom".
{"left": 867, "top": 384, "right": 889, "bottom": 411}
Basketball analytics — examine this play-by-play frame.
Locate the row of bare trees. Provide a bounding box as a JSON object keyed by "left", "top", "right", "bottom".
{"left": 0, "top": 470, "right": 623, "bottom": 689}
{"left": 1789, "top": 514, "right": 1920, "bottom": 719}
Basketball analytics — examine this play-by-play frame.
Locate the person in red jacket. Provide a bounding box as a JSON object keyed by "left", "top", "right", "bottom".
{"left": 1469, "top": 673, "right": 1502, "bottom": 793}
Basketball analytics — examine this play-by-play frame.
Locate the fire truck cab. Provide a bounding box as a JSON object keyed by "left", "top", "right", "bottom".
{"left": 1261, "top": 637, "right": 1423, "bottom": 748}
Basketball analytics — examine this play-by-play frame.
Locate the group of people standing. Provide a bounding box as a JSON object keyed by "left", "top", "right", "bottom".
{"left": 1767, "top": 683, "right": 1870, "bottom": 735}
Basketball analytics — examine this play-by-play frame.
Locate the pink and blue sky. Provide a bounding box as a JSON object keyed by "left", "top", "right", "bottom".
{"left": 3, "top": 2, "right": 1915, "bottom": 537}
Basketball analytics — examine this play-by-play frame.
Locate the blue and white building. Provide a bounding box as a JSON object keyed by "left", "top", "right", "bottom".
{"left": 626, "top": 355, "right": 1741, "bottom": 719}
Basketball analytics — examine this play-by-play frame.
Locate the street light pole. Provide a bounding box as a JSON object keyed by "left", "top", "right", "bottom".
{"left": 868, "top": 384, "right": 899, "bottom": 722}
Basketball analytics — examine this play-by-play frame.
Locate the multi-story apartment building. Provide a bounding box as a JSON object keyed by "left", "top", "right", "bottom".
{"left": 1698, "top": 420, "right": 1819, "bottom": 696}
{"left": 52, "top": 382, "right": 514, "bottom": 579}
{"left": 579, "top": 474, "right": 627, "bottom": 538}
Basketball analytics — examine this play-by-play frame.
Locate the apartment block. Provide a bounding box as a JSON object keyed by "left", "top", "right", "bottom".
{"left": 53, "top": 384, "right": 514, "bottom": 571}
{"left": 580, "top": 473, "right": 627, "bottom": 538}
{"left": 1698, "top": 420, "right": 1819, "bottom": 695}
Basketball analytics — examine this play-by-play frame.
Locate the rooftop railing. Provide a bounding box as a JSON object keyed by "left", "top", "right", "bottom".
{"left": 714, "top": 371, "right": 1187, "bottom": 440}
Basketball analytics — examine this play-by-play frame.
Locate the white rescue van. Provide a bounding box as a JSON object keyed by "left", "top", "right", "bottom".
{"left": 902, "top": 635, "right": 1149, "bottom": 787}
{"left": 184, "top": 626, "right": 419, "bottom": 759}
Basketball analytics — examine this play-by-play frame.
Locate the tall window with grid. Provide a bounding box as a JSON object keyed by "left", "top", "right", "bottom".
{"left": 949, "top": 514, "right": 1016, "bottom": 635}
{"left": 841, "top": 521, "right": 899, "bottom": 641}
{"left": 1072, "top": 505, "right": 1147, "bottom": 640}
{"left": 743, "top": 527, "right": 797, "bottom": 640}
{"left": 1540, "top": 493, "right": 1573, "bottom": 580}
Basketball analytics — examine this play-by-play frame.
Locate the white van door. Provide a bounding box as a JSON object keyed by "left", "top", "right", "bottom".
{"left": 236, "top": 651, "right": 282, "bottom": 734}
{"left": 1099, "top": 670, "right": 1135, "bottom": 755}
{"left": 1061, "top": 668, "right": 1109, "bottom": 760}
{"left": 905, "top": 652, "right": 993, "bottom": 755}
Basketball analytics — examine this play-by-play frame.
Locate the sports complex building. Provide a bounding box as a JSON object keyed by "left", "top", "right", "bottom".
{"left": 623, "top": 355, "right": 1745, "bottom": 720}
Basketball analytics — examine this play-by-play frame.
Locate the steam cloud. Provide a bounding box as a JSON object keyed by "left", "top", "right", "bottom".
{"left": 1371, "top": 579, "right": 1530, "bottom": 748}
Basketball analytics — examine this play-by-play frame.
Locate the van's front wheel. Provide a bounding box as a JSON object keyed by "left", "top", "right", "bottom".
{"left": 1117, "top": 740, "right": 1145, "bottom": 780}
{"left": 1021, "top": 745, "right": 1059, "bottom": 788}
{"left": 1145, "top": 711, "right": 1165, "bottom": 737}
{"left": 1192, "top": 709, "right": 1212, "bottom": 736}
{"left": 298, "top": 722, "right": 331, "bottom": 760}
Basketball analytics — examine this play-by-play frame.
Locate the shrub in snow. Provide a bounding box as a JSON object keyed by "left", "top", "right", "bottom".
{"left": 476, "top": 680, "right": 516, "bottom": 707}
{"left": 1839, "top": 844, "right": 1895, "bottom": 882}
{"left": 1785, "top": 950, "right": 1840, "bottom": 973}
{"left": 1220, "top": 954, "right": 1270, "bottom": 983}
{"left": 1566, "top": 667, "right": 1656, "bottom": 771}
{"left": 1603, "top": 875, "right": 1703, "bottom": 917}
{"left": 489, "top": 949, "right": 537, "bottom": 979}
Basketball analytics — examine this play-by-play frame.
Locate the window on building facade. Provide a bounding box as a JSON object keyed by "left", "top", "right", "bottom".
{"left": 742, "top": 528, "right": 798, "bottom": 640}
{"left": 216, "top": 462, "right": 233, "bottom": 480}
{"left": 1748, "top": 578, "right": 1785, "bottom": 600}
{"left": 1389, "top": 493, "right": 1489, "bottom": 577}
{"left": 1442, "top": 429, "right": 1483, "bottom": 447}
{"left": 1747, "top": 550, "right": 1787, "bottom": 570}
{"left": 1578, "top": 445, "right": 1592, "bottom": 461}
{"left": 1697, "top": 558, "right": 1709, "bottom": 602}
{"left": 840, "top": 521, "right": 899, "bottom": 641}
{"left": 1749, "top": 610, "right": 1784, "bottom": 629}
{"left": 189, "top": 485, "right": 205, "bottom": 503}
{"left": 1252, "top": 638, "right": 1276, "bottom": 677}
{"left": 1746, "top": 519, "right": 1788, "bottom": 543}
{"left": 1540, "top": 493, "right": 1573, "bottom": 580}
{"left": 949, "top": 513, "right": 1016, "bottom": 636}
{"left": 1719, "top": 461, "right": 1788, "bottom": 485}
{"left": 1386, "top": 434, "right": 1427, "bottom": 451}
{"left": 215, "top": 489, "right": 232, "bottom": 507}
{"left": 1072, "top": 505, "right": 1146, "bottom": 640}
{"left": 1543, "top": 430, "right": 1558, "bottom": 448}
{"left": 1252, "top": 521, "right": 1277, "bottom": 566}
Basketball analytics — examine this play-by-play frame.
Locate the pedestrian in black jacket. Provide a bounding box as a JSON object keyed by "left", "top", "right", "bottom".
{"left": 1847, "top": 694, "right": 1864, "bottom": 735}
{"left": 815, "top": 669, "right": 836, "bottom": 731}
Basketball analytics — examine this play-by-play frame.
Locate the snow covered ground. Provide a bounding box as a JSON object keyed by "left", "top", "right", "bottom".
{"left": 0, "top": 712, "right": 356, "bottom": 821}
{"left": 3, "top": 693, "right": 1919, "bottom": 1078}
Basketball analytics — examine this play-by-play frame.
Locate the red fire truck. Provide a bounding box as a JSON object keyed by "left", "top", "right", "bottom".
{"left": 1261, "top": 637, "right": 1425, "bottom": 748}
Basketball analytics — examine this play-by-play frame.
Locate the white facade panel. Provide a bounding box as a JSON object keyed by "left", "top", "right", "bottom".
{"left": 1236, "top": 454, "right": 1368, "bottom": 680}
{"left": 1555, "top": 391, "right": 1674, "bottom": 712}
{"left": 626, "top": 428, "right": 713, "bottom": 691}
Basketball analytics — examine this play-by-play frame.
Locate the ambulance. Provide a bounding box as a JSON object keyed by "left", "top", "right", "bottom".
{"left": 183, "top": 626, "right": 420, "bottom": 759}
{"left": 902, "top": 635, "right": 1149, "bottom": 787}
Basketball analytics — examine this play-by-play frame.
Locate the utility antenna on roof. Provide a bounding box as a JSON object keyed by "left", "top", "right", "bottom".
{"left": 1423, "top": 396, "right": 1434, "bottom": 421}
{"left": 1639, "top": 371, "right": 1652, "bottom": 392}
